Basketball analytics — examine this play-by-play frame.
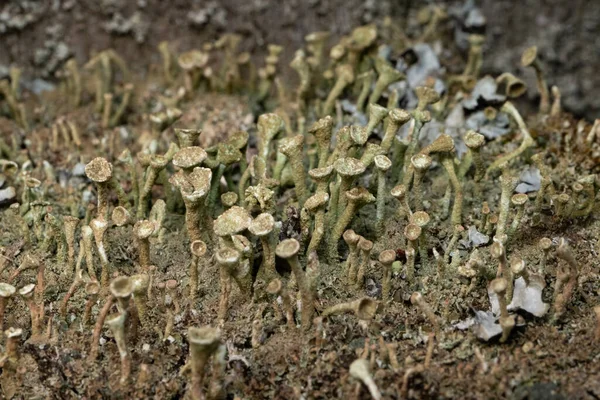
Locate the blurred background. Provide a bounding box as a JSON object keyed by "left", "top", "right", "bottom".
{"left": 0, "top": 0, "right": 598, "bottom": 120}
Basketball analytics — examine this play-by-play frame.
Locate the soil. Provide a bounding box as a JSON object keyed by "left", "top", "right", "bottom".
{"left": 1, "top": 0, "right": 599, "bottom": 120}
{"left": 1, "top": 1, "right": 600, "bottom": 400}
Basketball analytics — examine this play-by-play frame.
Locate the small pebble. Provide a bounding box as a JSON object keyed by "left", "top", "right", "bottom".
{"left": 0, "top": 186, "right": 16, "bottom": 203}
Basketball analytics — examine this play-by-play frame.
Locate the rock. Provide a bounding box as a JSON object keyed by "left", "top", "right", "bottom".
{"left": 22, "top": 78, "right": 56, "bottom": 95}
{"left": 465, "top": 110, "right": 511, "bottom": 139}
{"left": 72, "top": 163, "right": 86, "bottom": 176}
{"left": 462, "top": 76, "right": 506, "bottom": 111}
{"left": 467, "top": 225, "right": 489, "bottom": 247}
{"left": 472, "top": 310, "right": 502, "bottom": 341}
{"left": 508, "top": 276, "right": 549, "bottom": 317}
{"left": 406, "top": 44, "right": 441, "bottom": 89}
{"left": 0, "top": 186, "right": 15, "bottom": 204}
{"left": 516, "top": 166, "right": 541, "bottom": 193}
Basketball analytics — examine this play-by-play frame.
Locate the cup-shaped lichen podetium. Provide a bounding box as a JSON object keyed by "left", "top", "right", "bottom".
{"left": 322, "top": 63, "right": 354, "bottom": 117}
{"left": 304, "top": 191, "right": 329, "bottom": 255}
{"left": 189, "top": 240, "right": 207, "bottom": 302}
{"left": 266, "top": 278, "right": 295, "bottom": 328}
{"left": 110, "top": 276, "right": 133, "bottom": 313}
{"left": 490, "top": 238, "right": 511, "bottom": 301}
{"left": 495, "top": 168, "right": 519, "bottom": 240}
{"left": 174, "top": 128, "right": 202, "bottom": 149}
{"left": 324, "top": 43, "right": 345, "bottom": 79}
{"left": 308, "top": 164, "right": 334, "bottom": 194}
{"left": 553, "top": 238, "right": 579, "bottom": 321}
{"left": 379, "top": 250, "right": 396, "bottom": 301}
{"left": 381, "top": 108, "right": 411, "bottom": 153}
{"left": 404, "top": 223, "right": 421, "bottom": 282}
{"left": 305, "top": 31, "right": 330, "bottom": 70}
{"left": 84, "top": 281, "right": 100, "bottom": 326}
{"left": 220, "top": 192, "right": 238, "bottom": 209}
{"left": 415, "top": 86, "right": 441, "bottom": 113}
{"left": 81, "top": 225, "right": 97, "bottom": 281}
{"left": 359, "top": 143, "right": 384, "bottom": 168}
{"left": 349, "top": 358, "right": 382, "bottom": 400}
{"left": 225, "top": 129, "right": 249, "bottom": 161}
{"left": 490, "top": 277, "right": 515, "bottom": 342}
{"left": 256, "top": 113, "right": 284, "bottom": 161}
{"left": 402, "top": 111, "right": 432, "bottom": 187}
{"left": 170, "top": 167, "right": 212, "bottom": 243}
{"left": 173, "top": 146, "right": 208, "bottom": 175}
{"left": 496, "top": 72, "right": 527, "bottom": 99}
{"left": 213, "top": 205, "right": 252, "bottom": 250}
{"left": 322, "top": 297, "right": 378, "bottom": 321}
{"left": 276, "top": 238, "right": 313, "bottom": 330}
{"left": 334, "top": 157, "right": 366, "bottom": 213}
{"left": 229, "top": 235, "right": 254, "bottom": 297}
{"left": 538, "top": 237, "right": 552, "bottom": 275}
{"left": 105, "top": 311, "right": 131, "bottom": 385}
{"left": 410, "top": 292, "right": 440, "bottom": 335}
{"left": 0, "top": 283, "right": 16, "bottom": 334}
{"left": 509, "top": 193, "right": 528, "bottom": 237}
{"left": 463, "top": 33, "right": 485, "bottom": 78}
{"left": 391, "top": 184, "right": 411, "bottom": 219}
{"left": 187, "top": 326, "right": 221, "bottom": 400}
{"left": 463, "top": 130, "right": 485, "bottom": 184}
{"left": 90, "top": 217, "right": 110, "bottom": 287}
{"left": 410, "top": 211, "right": 431, "bottom": 271}
{"left": 207, "top": 143, "right": 243, "bottom": 212}
{"left": 440, "top": 153, "right": 463, "bottom": 226}
{"left": 62, "top": 216, "right": 80, "bottom": 276}
{"left": 130, "top": 274, "right": 149, "bottom": 325}
{"left": 355, "top": 237, "right": 373, "bottom": 288}
{"left": 308, "top": 116, "right": 333, "bottom": 169}
{"left": 419, "top": 133, "right": 456, "bottom": 157}
{"left": 178, "top": 50, "right": 209, "bottom": 95}
{"left": 486, "top": 102, "right": 535, "bottom": 175}
{"left": 248, "top": 213, "right": 276, "bottom": 279}
{"left": 346, "top": 25, "right": 377, "bottom": 72}
{"left": 215, "top": 247, "right": 241, "bottom": 322}
{"left": 232, "top": 231, "right": 252, "bottom": 259}
{"left": 329, "top": 187, "right": 375, "bottom": 261}
{"left": 19, "top": 283, "right": 41, "bottom": 337}
{"left": 363, "top": 104, "right": 389, "bottom": 145}
{"left": 133, "top": 220, "right": 156, "bottom": 273}
{"left": 111, "top": 206, "right": 131, "bottom": 227}
{"left": 343, "top": 229, "right": 361, "bottom": 285}
{"left": 138, "top": 154, "right": 169, "bottom": 218}
{"left": 84, "top": 157, "right": 114, "bottom": 219}
{"left": 355, "top": 70, "right": 375, "bottom": 113}
{"left": 510, "top": 258, "right": 530, "bottom": 286}
{"left": 410, "top": 154, "right": 431, "bottom": 211}
{"left": 369, "top": 57, "right": 405, "bottom": 106}
{"left": 4, "top": 327, "right": 22, "bottom": 364}
{"left": 290, "top": 49, "right": 311, "bottom": 108}
{"left": 349, "top": 125, "right": 369, "bottom": 149}
{"left": 278, "top": 134, "right": 308, "bottom": 207}
{"left": 521, "top": 46, "right": 550, "bottom": 114}
{"left": 151, "top": 108, "right": 183, "bottom": 138}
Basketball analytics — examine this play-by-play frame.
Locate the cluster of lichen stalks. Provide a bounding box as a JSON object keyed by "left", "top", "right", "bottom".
{"left": 1, "top": 12, "right": 600, "bottom": 399}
